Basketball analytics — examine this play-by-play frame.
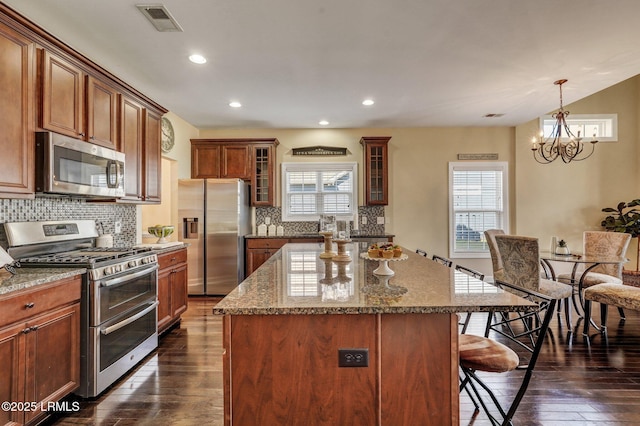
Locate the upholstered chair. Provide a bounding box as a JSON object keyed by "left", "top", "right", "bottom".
{"left": 484, "top": 229, "right": 505, "bottom": 281}
{"left": 558, "top": 231, "right": 631, "bottom": 287}
{"left": 495, "top": 235, "right": 574, "bottom": 328}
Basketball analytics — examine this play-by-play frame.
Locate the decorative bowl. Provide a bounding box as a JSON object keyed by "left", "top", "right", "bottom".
{"left": 147, "top": 225, "right": 174, "bottom": 243}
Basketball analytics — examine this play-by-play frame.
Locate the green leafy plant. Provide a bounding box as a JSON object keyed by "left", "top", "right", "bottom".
{"left": 601, "top": 199, "right": 640, "bottom": 271}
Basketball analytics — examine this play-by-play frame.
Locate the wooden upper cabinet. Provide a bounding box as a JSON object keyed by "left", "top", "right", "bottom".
{"left": 252, "top": 143, "right": 277, "bottom": 206}
{"left": 86, "top": 75, "right": 118, "bottom": 148}
{"left": 120, "top": 96, "right": 144, "bottom": 201}
{"left": 40, "top": 51, "right": 118, "bottom": 149}
{"left": 0, "top": 21, "right": 35, "bottom": 198}
{"left": 143, "top": 109, "right": 162, "bottom": 203}
{"left": 191, "top": 138, "right": 279, "bottom": 206}
{"left": 191, "top": 142, "right": 221, "bottom": 178}
{"left": 361, "top": 136, "right": 390, "bottom": 206}
{"left": 221, "top": 145, "right": 251, "bottom": 179}
{"left": 40, "top": 50, "right": 84, "bottom": 138}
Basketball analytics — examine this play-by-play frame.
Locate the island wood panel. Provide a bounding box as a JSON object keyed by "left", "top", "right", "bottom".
{"left": 380, "top": 313, "right": 458, "bottom": 425}
{"left": 223, "top": 313, "right": 459, "bottom": 425}
{"left": 224, "top": 314, "right": 378, "bottom": 425}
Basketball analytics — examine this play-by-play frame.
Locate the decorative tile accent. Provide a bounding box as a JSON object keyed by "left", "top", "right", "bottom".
{"left": 0, "top": 198, "right": 137, "bottom": 248}
{"left": 255, "top": 206, "right": 385, "bottom": 235}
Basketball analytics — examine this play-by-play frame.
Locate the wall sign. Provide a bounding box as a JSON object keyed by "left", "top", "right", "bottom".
{"left": 292, "top": 146, "right": 348, "bottom": 156}
{"left": 457, "top": 153, "right": 499, "bottom": 160}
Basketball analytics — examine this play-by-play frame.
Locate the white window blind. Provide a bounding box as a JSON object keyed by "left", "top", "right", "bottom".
{"left": 281, "top": 162, "right": 357, "bottom": 222}
{"left": 449, "top": 162, "right": 509, "bottom": 258}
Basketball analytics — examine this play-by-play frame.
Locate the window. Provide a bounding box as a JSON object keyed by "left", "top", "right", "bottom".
{"left": 449, "top": 162, "right": 509, "bottom": 258}
{"left": 539, "top": 114, "right": 617, "bottom": 142}
{"left": 281, "top": 162, "right": 357, "bottom": 222}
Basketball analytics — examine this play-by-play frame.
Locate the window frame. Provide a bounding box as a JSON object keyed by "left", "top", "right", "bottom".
{"left": 539, "top": 113, "right": 618, "bottom": 142}
{"left": 281, "top": 162, "right": 358, "bottom": 222}
{"left": 448, "top": 161, "right": 509, "bottom": 259}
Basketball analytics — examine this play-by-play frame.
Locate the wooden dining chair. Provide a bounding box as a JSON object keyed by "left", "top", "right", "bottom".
{"left": 432, "top": 254, "right": 452, "bottom": 267}
{"left": 459, "top": 280, "right": 556, "bottom": 425}
{"left": 495, "top": 235, "right": 573, "bottom": 329}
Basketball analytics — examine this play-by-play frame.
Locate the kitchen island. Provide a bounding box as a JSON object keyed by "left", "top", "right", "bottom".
{"left": 214, "top": 243, "right": 536, "bottom": 425}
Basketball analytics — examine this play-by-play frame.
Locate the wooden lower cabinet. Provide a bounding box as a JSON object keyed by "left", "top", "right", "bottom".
{"left": 157, "top": 248, "right": 188, "bottom": 334}
{"left": 0, "top": 275, "right": 81, "bottom": 426}
{"left": 222, "top": 313, "right": 458, "bottom": 425}
{"left": 245, "top": 239, "right": 289, "bottom": 276}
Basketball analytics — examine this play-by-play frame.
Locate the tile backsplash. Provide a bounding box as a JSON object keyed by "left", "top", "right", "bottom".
{"left": 0, "top": 197, "right": 137, "bottom": 249}
{"left": 255, "top": 206, "right": 386, "bottom": 235}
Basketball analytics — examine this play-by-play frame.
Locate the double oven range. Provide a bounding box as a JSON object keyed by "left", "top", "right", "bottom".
{"left": 5, "top": 220, "right": 158, "bottom": 398}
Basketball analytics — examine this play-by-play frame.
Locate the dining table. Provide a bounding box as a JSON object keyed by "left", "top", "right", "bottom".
{"left": 539, "top": 251, "right": 628, "bottom": 319}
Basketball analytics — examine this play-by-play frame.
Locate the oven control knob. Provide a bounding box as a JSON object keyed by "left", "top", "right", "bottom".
{"left": 141, "top": 257, "right": 150, "bottom": 264}
{"left": 115, "top": 264, "right": 122, "bottom": 273}
{"left": 103, "top": 266, "right": 113, "bottom": 276}
{"left": 128, "top": 260, "right": 138, "bottom": 268}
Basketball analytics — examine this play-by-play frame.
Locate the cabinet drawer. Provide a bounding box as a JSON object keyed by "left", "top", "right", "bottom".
{"left": 0, "top": 275, "right": 82, "bottom": 328}
{"left": 157, "top": 248, "right": 188, "bottom": 270}
{"left": 246, "top": 239, "right": 288, "bottom": 250}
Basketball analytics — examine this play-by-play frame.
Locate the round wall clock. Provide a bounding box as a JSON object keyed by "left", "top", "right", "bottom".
{"left": 161, "top": 117, "right": 175, "bottom": 153}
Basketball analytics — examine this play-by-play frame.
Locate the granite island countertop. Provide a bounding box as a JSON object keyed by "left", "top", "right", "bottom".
{"left": 245, "top": 233, "right": 394, "bottom": 240}
{"left": 0, "top": 267, "right": 86, "bottom": 296}
{"left": 214, "top": 242, "right": 536, "bottom": 315}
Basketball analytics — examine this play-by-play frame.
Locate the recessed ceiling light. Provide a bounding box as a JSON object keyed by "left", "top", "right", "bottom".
{"left": 319, "top": 120, "right": 329, "bottom": 126}
{"left": 189, "top": 54, "right": 207, "bottom": 64}
{"left": 483, "top": 113, "right": 505, "bottom": 118}
{"left": 362, "top": 99, "right": 375, "bottom": 106}
{"left": 229, "top": 101, "right": 242, "bottom": 108}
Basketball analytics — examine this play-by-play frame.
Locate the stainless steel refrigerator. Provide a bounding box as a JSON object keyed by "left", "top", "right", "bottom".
{"left": 178, "top": 178, "right": 251, "bottom": 295}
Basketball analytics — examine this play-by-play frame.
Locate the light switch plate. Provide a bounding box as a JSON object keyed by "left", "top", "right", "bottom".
{"left": 376, "top": 217, "right": 384, "bottom": 225}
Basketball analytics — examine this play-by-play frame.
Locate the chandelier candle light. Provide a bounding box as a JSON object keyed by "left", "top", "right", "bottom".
{"left": 532, "top": 79, "right": 598, "bottom": 164}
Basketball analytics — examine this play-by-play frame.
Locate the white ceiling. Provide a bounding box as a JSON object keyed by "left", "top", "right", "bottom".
{"left": 5, "top": 0, "right": 640, "bottom": 129}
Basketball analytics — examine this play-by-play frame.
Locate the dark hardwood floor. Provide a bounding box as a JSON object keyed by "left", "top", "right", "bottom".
{"left": 45, "top": 298, "right": 640, "bottom": 425}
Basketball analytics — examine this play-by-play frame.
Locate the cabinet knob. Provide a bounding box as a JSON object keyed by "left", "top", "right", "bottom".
{"left": 22, "top": 328, "right": 31, "bottom": 334}
{"left": 30, "top": 326, "right": 38, "bottom": 332}
{"left": 79, "top": 132, "right": 86, "bottom": 137}
{"left": 90, "top": 135, "right": 95, "bottom": 140}
{"left": 25, "top": 302, "right": 35, "bottom": 309}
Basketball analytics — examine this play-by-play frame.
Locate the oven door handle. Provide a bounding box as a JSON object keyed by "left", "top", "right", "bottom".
{"left": 100, "top": 264, "right": 158, "bottom": 287}
{"left": 100, "top": 301, "right": 159, "bottom": 336}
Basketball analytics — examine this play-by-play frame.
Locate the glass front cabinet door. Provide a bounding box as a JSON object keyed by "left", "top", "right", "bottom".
{"left": 360, "top": 136, "right": 390, "bottom": 206}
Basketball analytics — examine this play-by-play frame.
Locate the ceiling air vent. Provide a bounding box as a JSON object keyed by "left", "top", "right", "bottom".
{"left": 136, "top": 4, "right": 183, "bottom": 32}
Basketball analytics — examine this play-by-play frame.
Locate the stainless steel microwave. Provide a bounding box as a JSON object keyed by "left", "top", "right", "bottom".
{"left": 35, "top": 132, "right": 125, "bottom": 198}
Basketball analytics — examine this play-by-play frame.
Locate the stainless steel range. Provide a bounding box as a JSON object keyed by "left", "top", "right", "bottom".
{"left": 5, "top": 220, "right": 158, "bottom": 398}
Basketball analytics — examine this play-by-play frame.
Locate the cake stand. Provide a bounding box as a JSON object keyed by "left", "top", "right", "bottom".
{"left": 359, "top": 252, "right": 408, "bottom": 276}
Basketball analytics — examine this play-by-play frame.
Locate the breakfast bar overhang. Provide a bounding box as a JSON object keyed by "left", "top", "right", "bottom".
{"left": 213, "top": 243, "right": 536, "bottom": 425}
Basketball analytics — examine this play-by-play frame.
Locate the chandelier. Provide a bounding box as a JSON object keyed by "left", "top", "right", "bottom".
{"left": 531, "top": 79, "right": 598, "bottom": 164}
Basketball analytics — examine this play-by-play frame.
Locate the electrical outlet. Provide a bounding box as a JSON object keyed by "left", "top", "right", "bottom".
{"left": 376, "top": 217, "right": 385, "bottom": 225}
{"left": 114, "top": 221, "right": 122, "bottom": 234}
{"left": 361, "top": 216, "right": 367, "bottom": 225}
{"left": 265, "top": 217, "right": 271, "bottom": 225}
{"left": 338, "top": 348, "right": 369, "bottom": 367}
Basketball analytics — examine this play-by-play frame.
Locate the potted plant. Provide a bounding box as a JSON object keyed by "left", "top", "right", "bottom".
{"left": 601, "top": 199, "right": 640, "bottom": 280}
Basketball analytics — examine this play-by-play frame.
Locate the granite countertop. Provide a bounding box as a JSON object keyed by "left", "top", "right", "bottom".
{"left": 245, "top": 233, "right": 395, "bottom": 239}
{"left": 135, "top": 242, "right": 188, "bottom": 255}
{"left": 0, "top": 267, "right": 86, "bottom": 296}
{"left": 214, "top": 242, "right": 536, "bottom": 315}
